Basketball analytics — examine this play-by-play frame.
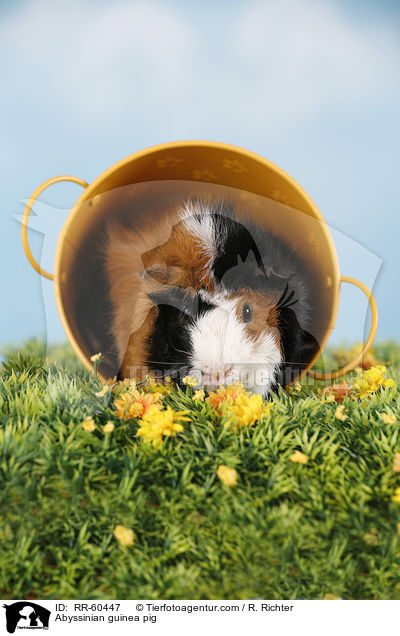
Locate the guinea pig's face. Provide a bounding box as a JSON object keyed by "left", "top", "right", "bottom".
{"left": 146, "top": 285, "right": 282, "bottom": 394}
{"left": 186, "top": 288, "right": 283, "bottom": 394}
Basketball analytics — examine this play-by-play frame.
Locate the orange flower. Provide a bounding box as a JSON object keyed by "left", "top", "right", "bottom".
{"left": 206, "top": 383, "right": 246, "bottom": 411}
{"left": 318, "top": 381, "right": 353, "bottom": 403}
{"left": 114, "top": 390, "right": 162, "bottom": 421}
{"left": 132, "top": 389, "right": 162, "bottom": 415}
{"left": 114, "top": 394, "right": 144, "bottom": 420}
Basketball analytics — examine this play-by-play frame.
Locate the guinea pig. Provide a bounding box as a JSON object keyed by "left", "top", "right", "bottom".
{"left": 104, "top": 198, "right": 319, "bottom": 395}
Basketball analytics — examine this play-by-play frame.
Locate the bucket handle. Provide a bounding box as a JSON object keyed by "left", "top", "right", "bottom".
{"left": 307, "top": 275, "right": 378, "bottom": 381}
{"left": 21, "top": 175, "right": 89, "bottom": 281}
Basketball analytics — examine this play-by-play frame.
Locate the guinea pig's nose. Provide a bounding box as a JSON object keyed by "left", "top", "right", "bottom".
{"left": 202, "top": 365, "right": 233, "bottom": 386}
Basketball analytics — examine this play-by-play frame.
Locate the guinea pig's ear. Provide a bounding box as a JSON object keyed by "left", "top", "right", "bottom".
{"left": 141, "top": 245, "right": 183, "bottom": 285}
{"left": 139, "top": 264, "right": 182, "bottom": 285}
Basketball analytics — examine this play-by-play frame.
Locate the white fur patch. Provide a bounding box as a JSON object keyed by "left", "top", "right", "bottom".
{"left": 181, "top": 201, "right": 215, "bottom": 250}
{"left": 198, "top": 288, "right": 228, "bottom": 304}
{"left": 179, "top": 201, "right": 227, "bottom": 282}
{"left": 187, "top": 295, "right": 282, "bottom": 395}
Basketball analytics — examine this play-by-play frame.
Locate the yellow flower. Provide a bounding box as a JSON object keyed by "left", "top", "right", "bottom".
{"left": 364, "top": 531, "right": 378, "bottom": 546}
{"left": 353, "top": 366, "right": 395, "bottom": 399}
{"left": 294, "top": 382, "right": 302, "bottom": 392}
{"left": 90, "top": 352, "right": 102, "bottom": 363}
{"left": 335, "top": 405, "right": 347, "bottom": 421}
{"left": 193, "top": 390, "right": 206, "bottom": 401}
{"left": 182, "top": 375, "right": 198, "bottom": 387}
{"left": 391, "top": 487, "right": 400, "bottom": 503}
{"left": 113, "top": 524, "right": 134, "bottom": 546}
{"left": 290, "top": 450, "right": 309, "bottom": 464}
{"left": 393, "top": 453, "right": 400, "bottom": 472}
{"left": 103, "top": 421, "right": 114, "bottom": 433}
{"left": 381, "top": 412, "right": 396, "bottom": 425}
{"left": 137, "top": 406, "right": 190, "bottom": 448}
{"left": 217, "top": 464, "right": 238, "bottom": 486}
{"left": 323, "top": 593, "right": 342, "bottom": 600}
{"left": 95, "top": 385, "right": 109, "bottom": 397}
{"left": 82, "top": 416, "right": 95, "bottom": 432}
{"left": 224, "top": 393, "right": 265, "bottom": 429}
{"left": 206, "top": 383, "right": 272, "bottom": 429}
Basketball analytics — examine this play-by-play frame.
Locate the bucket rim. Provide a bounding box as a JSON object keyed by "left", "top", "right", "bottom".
{"left": 53, "top": 140, "right": 341, "bottom": 382}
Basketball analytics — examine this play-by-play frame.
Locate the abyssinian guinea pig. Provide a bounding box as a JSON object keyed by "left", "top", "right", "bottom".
{"left": 104, "top": 199, "right": 319, "bottom": 395}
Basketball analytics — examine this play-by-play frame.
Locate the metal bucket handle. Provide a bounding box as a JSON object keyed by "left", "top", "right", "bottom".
{"left": 308, "top": 276, "right": 378, "bottom": 381}
{"left": 21, "top": 175, "right": 88, "bottom": 280}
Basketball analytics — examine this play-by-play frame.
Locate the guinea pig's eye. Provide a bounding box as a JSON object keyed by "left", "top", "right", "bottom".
{"left": 242, "top": 303, "right": 253, "bottom": 323}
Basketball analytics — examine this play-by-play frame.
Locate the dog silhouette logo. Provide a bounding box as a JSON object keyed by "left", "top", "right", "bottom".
{"left": 3, "top": 602, "right": 50, "bottom": 633}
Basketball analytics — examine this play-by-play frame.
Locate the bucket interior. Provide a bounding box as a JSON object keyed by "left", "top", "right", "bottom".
{"left": 55, "top": 146, "right": 339, "bottom": 381}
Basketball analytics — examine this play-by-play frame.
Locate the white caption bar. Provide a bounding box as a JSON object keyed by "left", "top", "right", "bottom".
{"left": 1, "top": 599, "right": 399, "bottom": 636}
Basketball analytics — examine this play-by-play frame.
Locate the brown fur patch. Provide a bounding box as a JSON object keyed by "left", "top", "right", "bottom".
{"left": 104, "top": 213, "right": 177, "bottom": 368}
{"left": 141, "top": 221, "right": 214, "bottom": 292}
{"left": 105, "top": 211, "right": 214, "bottom": 377}
{"left": 119, "top": 306, "right": 158, "bottom": 380}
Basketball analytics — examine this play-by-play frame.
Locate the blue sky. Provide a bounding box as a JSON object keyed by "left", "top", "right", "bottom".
{"left": 1, "top": 0, "right": 399, "bottom": 350}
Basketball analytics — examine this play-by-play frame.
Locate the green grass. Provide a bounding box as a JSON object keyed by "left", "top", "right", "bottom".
{"left": 1, "top": 340, "right": 400, "bottom": 600}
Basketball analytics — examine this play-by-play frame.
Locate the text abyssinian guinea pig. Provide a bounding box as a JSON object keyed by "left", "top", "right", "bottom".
{"left": 104, "top": 199, "right": 319, "bottom": 395}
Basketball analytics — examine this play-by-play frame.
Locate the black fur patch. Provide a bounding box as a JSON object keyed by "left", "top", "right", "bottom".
{"left": 277, "top": 305, "right": 320, "bottom": 385}
{"left": 147, "top": 289, "right": 214, "bottom": 384}
{"left": 212, "top": 214, "right": 266, "bottom": 288}
{"left": 210, "top": 213, "right": 304, "bottom": 304}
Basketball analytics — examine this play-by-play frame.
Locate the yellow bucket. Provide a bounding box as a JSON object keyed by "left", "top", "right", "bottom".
{"left": 21, "top": 140, "right": 378, "bottom": 383}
